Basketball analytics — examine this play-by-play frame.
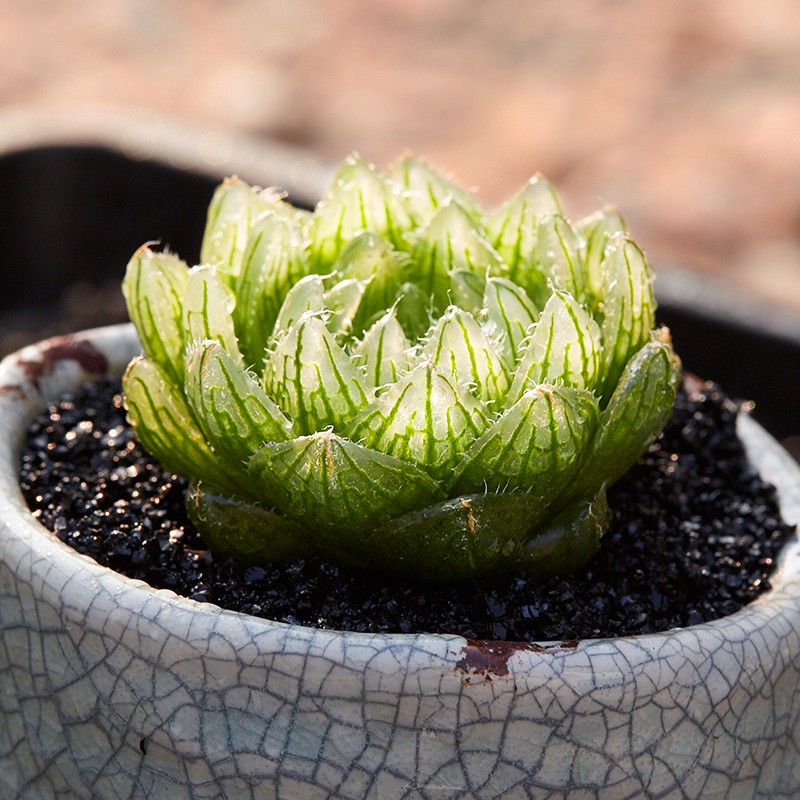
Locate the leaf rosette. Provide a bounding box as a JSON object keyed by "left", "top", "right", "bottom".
{"left": 122, "top": 154, "right": 680, "bottom": 581}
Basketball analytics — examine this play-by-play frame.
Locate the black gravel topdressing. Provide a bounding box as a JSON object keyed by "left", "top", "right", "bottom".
{"left": 19, "top": 378, "right": 796, "bottom": 641}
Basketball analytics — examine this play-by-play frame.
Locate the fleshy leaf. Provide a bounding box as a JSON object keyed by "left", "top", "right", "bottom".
{"left": 123, "top": 356, "right": 245, "bottom": 496}
{"left": 309, "top": 154, "right": 412, "bottom": 269}
{"left": 372, "top": 490, "right": 608, "bottom": 581}
{"left": 534, "top": 214, "right": 587, "bottom": 306}
{"left": 200, "top": 178, "right": 269, "bottom": 279}
{"left": 505, "top": 290, "right": 601, "bottom": 405}
{"left": 573, "top": 334, "right": 681, "bottom": 499}
{"left": 485, "top": 173, "right": 562, "bottom": 280}
{"left": 389, "top": 153, "right": 482, "bottom": 223}
{"left": 184, "top": 341, "right": 294, "bottom": 469}
{"left": 183, "top": 266, "right": 242, "bottom": 363}
{"left": 324, "top": 277, "right": 367, "bottom": 338}
{"left": 450, "top": 384, "right": 599, "bottom": 496}
{"left": 264, "top": 313, "right": 370, "bottom": 434}
{"left": 578, "top": 206, "right": 628, "bottom": 309}
{"left": 269, "top": 274, "right": 326, "bottom": 346}
{"left": 420, "top": 306, "right": 509, "bottom": 407}
{"left": 482, "top": 276, "right": 539, "bottom": 367}
{"left": 234, "top": 212, "right": 309, "bottom": 371}
{"left": 449, "top": 270, "right": 486, "bottom": 316}
{"left": 247, "top": 431, "right": 445, "bottom": 530}
{"left": 186, "top": 482, "right": 310, "bottom": 564}
{"left": 332, "top": 232, "right": 410, "bottom": 335}
{"left": 122, "top": 246, "right": 189, "bottom": 387}
{"left": 395, "top": 281, "right": 433, "bottom": 341}
{"left": 409, "top": 201, "right": 505, "bottom": 313}
{"left": 354, "top": 310, "right": 411, "bottom": 390}
{"left": 596, "top": 236, "right": 657, "bottom": 402}
{"left": 347, "top": 362, "right": 492, "bottom": 483}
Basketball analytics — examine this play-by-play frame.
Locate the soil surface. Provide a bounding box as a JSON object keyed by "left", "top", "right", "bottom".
{"left": 19, "top": 379, "right": 796, "bottom": 641}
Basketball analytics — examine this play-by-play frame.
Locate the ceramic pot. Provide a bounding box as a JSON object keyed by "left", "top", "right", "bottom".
{"left": 1, "top": 324, "right": 799, "bottom": 800}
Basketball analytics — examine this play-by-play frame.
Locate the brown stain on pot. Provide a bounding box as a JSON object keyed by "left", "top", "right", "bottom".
{"left": 455, "top": 638, "right": 579, "bottom": 677}
{"left": 15, "top": 336, "right": 109, "bottom": 390}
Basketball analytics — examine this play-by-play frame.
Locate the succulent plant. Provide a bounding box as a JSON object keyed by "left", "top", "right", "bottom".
{"left": 122, "top": 154, "right": 680, "bottom": 582}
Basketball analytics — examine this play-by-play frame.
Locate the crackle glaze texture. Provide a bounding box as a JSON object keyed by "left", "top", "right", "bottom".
{"left": 1, "top": 325, "right": 800, "bottom": 800}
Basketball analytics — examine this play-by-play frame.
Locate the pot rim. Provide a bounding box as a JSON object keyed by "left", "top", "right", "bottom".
{"left": 1, "top": 322, "right": 799, "bottom": 669}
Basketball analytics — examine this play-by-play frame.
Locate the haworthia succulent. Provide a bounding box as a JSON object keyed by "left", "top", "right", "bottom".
{"left": 122, "top": 152, "right": 680, "bottom": 581}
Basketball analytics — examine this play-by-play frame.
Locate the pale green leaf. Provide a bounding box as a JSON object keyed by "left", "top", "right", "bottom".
{"left": 573, "top": 334, "right": 681, "bottom": 499}
{"left": 264, "top": 313, "right": 370, "bottom": 434}
{"left": 534, "top": 214, "right": 587, "bottom": 306}
{"left": 269, "top": 273, "right": 326, "bottom": 346}
{"left": 449, "top": 384, "right": 599, "bottom": 496}
{"left": 482, "top": 276, "right": 539, "bottom": 367}
{"left": 123, "top": 356, "right": 246, "bottom": 496}
{"left": 420, "top": 306, "right": 509, "bottom": 407}
{"left": 577, "top": 206, "right": 628, "bottom": 310}
{"left": 200, "top": 177, "right": 270, "bottom": 279}
{"left": 354, "top": 310, "right": 411, "bottom": 390}
{"left": 248, "top": 431, "right": 445, "bottom": 530}
{"left": 596, "top": 236, "right": 657, "bottom": 402}
{"left": 389, "top": 153, "right": 482, "bottom": 224}
{"left": 485, "top": 173, "right": 563, "bottom": 280}
{"left": 122, "top": 246, "right": 189, "bottom": 387}
{"left": 505, "top": 290, "right": 601, "bottom": 406}
{"left": 183, "top": 266, "right": 242, "bottom": 363}
{"left": 234, "top": 212, "right": 309, "bottom": 372}
{"left": 347, "top": 362, "right": 491, "bottom": 483}
{"left": 184, "top": 341, "right": 294, "bottom": 468}
{"left": 331, "top": 231, "right": 410, "bottom": 335}
{"left": 309, "top": 154, "right": 413, "bottom": 269}
{"left": 408, "top": 200, "right": 505, "bottom": 313}
{"left": 324, "top": 277, "right": 367, "bottom": 338}
{"left": 449, "top": 270, "right": 486, "bottom": 316}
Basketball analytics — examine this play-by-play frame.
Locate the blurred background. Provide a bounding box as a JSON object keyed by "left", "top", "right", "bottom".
{"left": 3, "top": 0, "right": 800, "bottom": 309}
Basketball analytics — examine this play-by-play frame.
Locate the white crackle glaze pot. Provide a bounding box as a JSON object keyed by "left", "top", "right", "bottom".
{"left": 1, "top": 324, "right": 800, "bottom": 800}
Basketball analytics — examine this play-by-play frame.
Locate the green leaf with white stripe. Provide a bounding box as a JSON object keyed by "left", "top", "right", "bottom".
{"left": 324, "top": 277, "right": 367, "bottom": 338}
{"left": 264, "top": 313, "right": 370, "bottom": 435}
{"left": 420, "top": 306, "right": 509, "bottom": 408}
{"left": 485, "top": 174, "right": 563, "bottom": 280}
{"left": 354, "top": 310, "right": 411, "bottom": 390}
{"left": 332, "top": 232, "right": 410, "bottom": 335}
{"left": 248, "top": 431, "right": 445, "bottom": 529}
{"left": 505, "top": 290, "right": 601, "bottom": 406}
{"left": 122, "top": 247, "right": 189, "bottom": 387}
{"left": 183, "top": 267, "right": 242, "bottom": 363}
{"left": 572, "top": 335, "right": 680, "bottom": 499}
{"left": 449, "top": 384, "right": 599, "bottom": 496}
{"left": 347, "top": 362, "right": 492, "bottom": 483}
{"left": 577, "top": 206, "right": 628, "bottom": 310}
{"left": 482, "top": 276, "right": 539, "bottom": 367}
{"left": 534, "top": 214, "right": 587, "bottom": 306}
{"left": 123, "top": 356, "right": 245, "bottom": 496}
{"left": 269, "top": 274, "right": 326, "bottom": 346}
{"left": 389, "top": 153, "right": 482, "bottom": 224}
{"left": 409, "top": 201, "right": 505, "bottom": 313}
{"left": 200, "top": 177, "right": 270, "bottom": 279}
{"left": 309, "top": 154, "right": 412, "bottom": 270}
{"left": 234, "top": 212, "right": 309, "bottom": 372}
{"left": 184, "top": 341, "right": 294, "bottom": 469}
{"left": 596, "top": 236, "right": 657, "bottom": 402}
{"left": 449, "top": 270, "right": 486, "bottom": 316}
